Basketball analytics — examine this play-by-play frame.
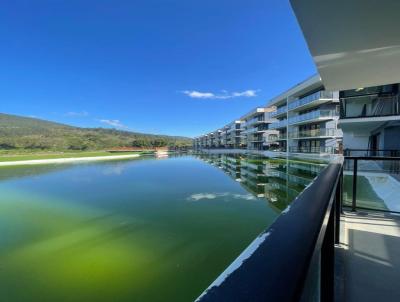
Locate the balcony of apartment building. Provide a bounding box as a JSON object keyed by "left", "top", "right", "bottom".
{"left": 271, "top": 105, "right": 287, "bottom": 118}
{"left": 339, "top": 94, "right": 400, "bottom": 154}
{"left": 247, "top": 137, "right": 264, "bottom": 144}
{"left": 268, "top": 133, "right": 287, "bottom": 142}
{"left": 339, "top": 95, "right": 400, "bottom": 125}
{"left": 289, "top": 145, "right": 337, "bottom": 154}
{"left": 289, "top": 128, "right": 340, "bottom": 139}
{"left": 226, "top": 127, "right": 242, "bottom": 135}
{"left": 244, "top": 115, "right": 266, "bottom": 128}
{"left": 288, "top": 91, "right": 339, "bottom": 112}
{"left": 288, "top": 109, "right": 337, "bottom": 126}
{"left": 269, "top": 119, "right": 288, "bottom": 130}
{"left": 264, "top": 130, "right": 281, "bottom": 143}
{"left": 243, "top": 123, "right": 269, "bottom": 134}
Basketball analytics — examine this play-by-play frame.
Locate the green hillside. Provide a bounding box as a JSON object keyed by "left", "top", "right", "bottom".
{"left": 0, "top": 113, "right": 192, "bottom": 152}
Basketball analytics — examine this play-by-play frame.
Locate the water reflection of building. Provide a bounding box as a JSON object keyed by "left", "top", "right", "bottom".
{"left": 196, "top": 154, "right": 326, "bottom": 213}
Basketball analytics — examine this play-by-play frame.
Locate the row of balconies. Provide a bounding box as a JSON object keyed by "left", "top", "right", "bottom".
{"left": 194, "top": 90, "right": 342, "bottom": 154}
{"left": 270, "top": 91, "right": 338, "bottom": 118}
{"left": 198, "top": 127, "right": 339, "bottom": 145}
{"left": 196, "top": 128, "right": 339, "bottom": 148}
{"left": 270, "top": 109, "right": 337, "bottom": 129}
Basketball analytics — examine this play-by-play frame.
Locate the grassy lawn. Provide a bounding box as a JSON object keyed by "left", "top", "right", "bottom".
{"left": 343, "top": 174, "right": 387, "bottom": 211}
{"left": 0, "top": 151, "right": 144, "bottom": 162}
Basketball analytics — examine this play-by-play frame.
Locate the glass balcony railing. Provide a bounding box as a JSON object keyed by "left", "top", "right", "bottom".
{"left": 288, "top": 91, "right": 338, "bottom": 111}
{"left": 226, "top": 128, "right": 241, "bottom": 134}
{"left": 271, "top": 106, "right": 287, "bottom": 117}
{"left": 269, "top": 133, "right": 287, "bottom": 141}
{"left": 243, "top": 127, "right": 268, "bottom": 134}
{"left": 289, "top": 128, "right": 339, "bottom": 139}
{"left": 269, "top": 119, "right": 288, "bottom": 129}
{"left": 245, "top": 115, "right": 267, "bottom": 127}
{"left": 289, "top": 146, "right": 337, "bottom": 154}
{"left": 288, "top": 110, "right": 337, "bottom": 125}
{"left": 340, "top": 95, "right": 400, "bottom": 119}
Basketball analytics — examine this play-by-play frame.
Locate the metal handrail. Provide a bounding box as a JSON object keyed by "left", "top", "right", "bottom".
{"left": 344, "top": 149, "right": 400, "bottom": 157}
{"left": 196, "top": 163, "right": 343, "bottom": 302}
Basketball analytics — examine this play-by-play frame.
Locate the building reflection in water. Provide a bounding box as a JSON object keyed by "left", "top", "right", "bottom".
{"left": 196, "top": 153, "right": 327, "bottom": 213}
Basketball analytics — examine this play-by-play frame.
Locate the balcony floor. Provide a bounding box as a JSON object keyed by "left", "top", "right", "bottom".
{"left": 336, "top": 211, "right": 400, "bottom": 302}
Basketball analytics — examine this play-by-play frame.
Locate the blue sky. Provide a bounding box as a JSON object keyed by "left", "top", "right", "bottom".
{"left": 0, "top": 0, "right": 316, "bottom": 137}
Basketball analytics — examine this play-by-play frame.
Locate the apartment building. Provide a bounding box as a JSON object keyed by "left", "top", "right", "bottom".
{"left": 268, "top": 75, "right": 342, "bottom": 158}
{"left": 240, "top": 107, "right": 278, "bottom": 151}
{"left": 226, "top": 120, "right": 245, "bottom": 149}
{"left": 194, "top": 75, "right": 400, "bottom": 160}
{"left": 194, "top": 120, "right": 245, "bottom": 150}
{"left": 338, "top": 83, "right": 400, "bottom": 155}
{"left": 194, "top": 75, "right": 343, "bottom": 160}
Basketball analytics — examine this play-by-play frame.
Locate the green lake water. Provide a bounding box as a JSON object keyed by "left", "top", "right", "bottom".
{"left": 0, "top": 154, "right": 325, "bottom": 302}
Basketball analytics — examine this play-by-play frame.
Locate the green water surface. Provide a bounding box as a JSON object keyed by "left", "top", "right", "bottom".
{"left": 0, "top": 154, "right": 324, "bottom": 301}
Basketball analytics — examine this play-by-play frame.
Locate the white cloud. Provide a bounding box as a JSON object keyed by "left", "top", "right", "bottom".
{"left": 187, "top": 192, "right": 256, "bottom": 201}
{"left": 183, "top": 91, "right": 216, "bottom": 99}
{"left": 182, "top": 89, "right": 259, "bottom": 100}
{"left": 65, "top": 111, "right": 89, "bottom": 117}
{"left": 232, "top": 90, "right": 257, "bottom": 97}
{"left": 99, "top": 119, "right": 128, "bottom": 129}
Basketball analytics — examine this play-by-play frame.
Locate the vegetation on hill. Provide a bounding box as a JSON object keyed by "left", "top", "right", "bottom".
{"left": 0, "top": 113, "right": 192, "bottom": 152}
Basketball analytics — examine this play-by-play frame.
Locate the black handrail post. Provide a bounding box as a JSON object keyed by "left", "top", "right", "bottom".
{"left": 352, "top": 159, "right": 358, "bottom": 212}
{"left": 321, "top": 207, "right": 335, "bottom": 302}
{"left": 340, "top": 167, "right": 344, "bottom": 214}
{"left": 334, "top": 167, "right": 342, "bottom": 244}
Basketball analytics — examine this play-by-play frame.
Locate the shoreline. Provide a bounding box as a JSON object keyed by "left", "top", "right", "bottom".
{"left": 0, "top": 154, "right": 141, "bottom": 166}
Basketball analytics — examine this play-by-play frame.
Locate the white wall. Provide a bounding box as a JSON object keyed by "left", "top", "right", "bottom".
{"left": 342, "top": 131, "right": 369, "bottom": 150}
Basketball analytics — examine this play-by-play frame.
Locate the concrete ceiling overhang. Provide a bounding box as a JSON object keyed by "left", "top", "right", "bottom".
{"left": 290, "top": 0, "right": 400, "bottom": 90}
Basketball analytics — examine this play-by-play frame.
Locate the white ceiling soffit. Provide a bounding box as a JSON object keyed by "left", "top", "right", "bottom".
{"left": 290, "top": 0, "right": 400, "bottom": 90}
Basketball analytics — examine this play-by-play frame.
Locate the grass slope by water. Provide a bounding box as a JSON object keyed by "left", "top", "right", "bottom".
{"left": 0, "top": 151, "right": 145, "bottom": 162}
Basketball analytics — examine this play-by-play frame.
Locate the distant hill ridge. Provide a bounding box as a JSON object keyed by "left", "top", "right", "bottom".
{"left": 0, "top": 113, "right": 192, "bottom": 151}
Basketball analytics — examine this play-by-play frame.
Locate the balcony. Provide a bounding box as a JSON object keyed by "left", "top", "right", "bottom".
{"left": 288, "top": 110, "right": 337, "bottom": 125}
{"left": 271, "top": 106, "right": 287, "bottom": 118}
{"left": 243, "top": 126, "right": 270, "bottom": 135}
{"left": 289, "top": 128, "right": 340, "bottom": 139}
{"left": 269, "top": 133, "right": 287, "bottom": 141}
{"left": 245, "top": 115, "right": 266, "bottom": 127}
{"left": 226, "top": 128, "right": 239, "bottom": 134}
{"left": 288, "top": 91, "right": 339, "bottom": 111}
{"left": 289, "top": 146, "right": 337, "bottom": 154}
{"left": 340, "top": 95, "right": 400, "bottom": 119}
{"left": 247, "top": 135, "right": 264, "bottom": 143}
{"left": 269, "top": 119, "right": 288, "bottom": 129}
{"left": 242, "top": 127, "right": 257, "bottom": 135}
